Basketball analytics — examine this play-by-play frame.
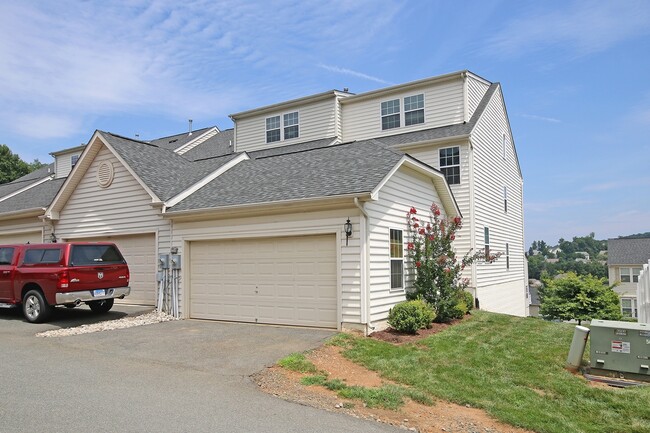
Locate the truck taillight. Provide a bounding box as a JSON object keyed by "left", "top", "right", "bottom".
{"left": 126, "top": 269, "right": 130, "bottom": 285}
{"left": 58, "top": 270, "right": 70, "bottom": 289}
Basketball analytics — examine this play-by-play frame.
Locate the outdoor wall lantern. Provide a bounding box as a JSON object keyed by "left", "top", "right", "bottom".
{"left": 50, "top": 232, "right": 57, "bottom": 243}
{"left": 344, "top": 218, "right": 352, "bottom": 246}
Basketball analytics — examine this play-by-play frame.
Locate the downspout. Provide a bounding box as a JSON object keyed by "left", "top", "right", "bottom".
{"left": 354, "top": 197, "right": 371, "bottom": 334}
{"left": 469, "top": 139, "right": 478, "bottom": 306}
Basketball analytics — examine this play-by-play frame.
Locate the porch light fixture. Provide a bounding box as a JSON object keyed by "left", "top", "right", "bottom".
{"left": 50, "top": 232, "right": 57, "bottom": 243}
{"left": 344, "top": 218, "right": 352, "bottom": 246}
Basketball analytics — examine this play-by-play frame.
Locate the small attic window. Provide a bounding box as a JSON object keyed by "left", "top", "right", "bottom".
{"left": 71, "top": 154, "right": 79, "bottom": 167}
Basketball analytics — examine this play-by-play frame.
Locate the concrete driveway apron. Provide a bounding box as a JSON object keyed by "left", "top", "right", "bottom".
{"left": 0, "top": 305, "right": 398, "bottom": 433}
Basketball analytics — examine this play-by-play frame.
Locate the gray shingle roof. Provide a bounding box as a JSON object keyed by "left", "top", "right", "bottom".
{"left": 100, "top": 132, "right": 240, "bottom": 201}
{"left": 148, "top": 127, "right": 215, "bottom": 151}
{"left": 168, "top": 139, "right": 403, "bottom": 212}
{"left": 608, "top": 238, "right": 650, "bottom": 265}
{"left": 374, "top": 83, "right": 498, "bottom": 147}
{"left": 0, "top": 178, "right": 65, "bottom": 214}
{"left": 183, "top": 129, "right": 235, "bottom": 161}
{"left": 249, "top": 137, "right": 337, "bottom": 159}
{"left": 0, "top": 164, "right": 54, "bottom": 199}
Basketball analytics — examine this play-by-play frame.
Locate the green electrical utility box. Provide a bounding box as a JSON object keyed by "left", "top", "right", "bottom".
{"left": 589, "top": 320, "right": 650, "bottom": 378}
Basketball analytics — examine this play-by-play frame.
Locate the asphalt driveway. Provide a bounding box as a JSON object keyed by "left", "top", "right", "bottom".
{"left": 0, "top": 305, "right": 397, "bottom": 433}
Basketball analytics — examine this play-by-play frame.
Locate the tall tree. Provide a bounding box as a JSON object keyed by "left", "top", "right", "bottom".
{"left": 0, "top": 144, "right": 44, "bottom": 184}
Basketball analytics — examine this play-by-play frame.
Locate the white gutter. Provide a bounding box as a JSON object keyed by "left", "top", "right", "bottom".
{"left": 0, "top": 176, "right": 52, "bottom": 204}
{"left": 354, "top": 197, "right": 371, "bottom": 334}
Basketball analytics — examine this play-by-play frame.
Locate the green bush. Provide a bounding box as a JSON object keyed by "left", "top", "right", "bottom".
{"left": 459, "top": 291, "right": 474, "bottom": 314}
{"left": 387, "top": 299, "right": 436, "bottom": 334}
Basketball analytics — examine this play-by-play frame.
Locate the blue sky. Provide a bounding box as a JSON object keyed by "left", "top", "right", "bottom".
{"left": 1, "top": 1, "right": 649, "bottom": 246}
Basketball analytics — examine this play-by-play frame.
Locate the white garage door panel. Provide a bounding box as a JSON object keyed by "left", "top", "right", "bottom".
{"left": 190, "top": 234, "right": 337, "bottom": 328}
{"left": 0, "top": 231, "right": 42, "bottom": 244}
{"left": 67, "top": 234, "right": 156, "bottom": 306}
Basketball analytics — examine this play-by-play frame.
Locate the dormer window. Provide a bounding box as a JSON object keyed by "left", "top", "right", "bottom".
{"left": 266, "top": 116, "right": 281, "bottom": 143}
{"left": 381, "top": 93, "right": 425, "bottom": 130}
{"left": 404, "top": 94, "right": 424, "bottom": 126}
{"left": 71, "top": 154, "right": 79, "bottom": 167}
{"left": 381, "top": 99, "right": 400, "bottom": 130}
{"left": 266, "top": 111, "right": 299, "bottom": 143}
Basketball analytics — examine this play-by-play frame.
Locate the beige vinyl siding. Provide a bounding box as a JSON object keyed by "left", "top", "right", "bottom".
{"left": 467, "top": 75, "right": 490, "bottom": 120}
{"left": 471, "top": 87, "right": 526, "bottom": 316}
{"left": 235, "top": 97, "right": 338, "bottom": 152}
{"left": 171, "top": 208, "right": 362, "bottom": 327}
{"left": 364, "top": 166, "right": 446, "bottom": 325}
{"left": 54, "top": 151, "right": 83, "bottom": 179}
{"left": 401, "top": 142, "right": 473, "bottom": 283}
{"left": 609, "top": 265, "right": 641, "bottom": 297}
{"left": 54, "top": 145, "right": 170, "bottom": 302}
{"left": 341, "top": 78, "right": 464, "bottom": 142}
{"left": 0, "top": 219, "right": 43, "bottom": 244}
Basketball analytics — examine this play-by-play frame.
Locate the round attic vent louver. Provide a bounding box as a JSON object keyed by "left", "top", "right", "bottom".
{"left": 97, "top": 161, "right": 114, "bottom": 188}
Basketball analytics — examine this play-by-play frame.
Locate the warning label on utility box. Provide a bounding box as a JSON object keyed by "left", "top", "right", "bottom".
{"left": 611, "top": 340, "right": 631, "bottom": 353}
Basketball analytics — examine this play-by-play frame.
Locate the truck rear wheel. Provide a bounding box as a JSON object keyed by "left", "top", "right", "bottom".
{"left": 88, "top": 298, "right": 114, "bottom": 314}
{"left": 23, "top": 290, "right": 52, "bottom": 323}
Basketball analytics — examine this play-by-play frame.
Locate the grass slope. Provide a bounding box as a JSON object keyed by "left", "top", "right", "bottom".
{"left": 337, "top": 311, "right": 650, "bottom": 433}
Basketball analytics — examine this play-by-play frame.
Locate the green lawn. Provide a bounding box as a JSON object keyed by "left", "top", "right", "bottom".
{"left": 332, "top": 311, "right": 650, "bottom": 433}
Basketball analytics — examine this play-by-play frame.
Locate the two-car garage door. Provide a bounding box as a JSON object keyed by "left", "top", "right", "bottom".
{"left": 189, "top": 234, "right": 337, "bottom": 328}
{"left": 0, "top": 231, "right": 42, "bottom": 244}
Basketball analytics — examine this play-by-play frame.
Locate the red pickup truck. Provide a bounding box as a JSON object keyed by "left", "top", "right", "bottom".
{"left": 0, "top": 242, "right": 130, "bottom": 323}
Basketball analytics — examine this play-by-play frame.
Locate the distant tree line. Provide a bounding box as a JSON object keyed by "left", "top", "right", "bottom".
{"left": 527, "top": 233, "right": 608, "bottom": 280}
{"left": 0, "top": 144, "right": 45, "bottom": 184}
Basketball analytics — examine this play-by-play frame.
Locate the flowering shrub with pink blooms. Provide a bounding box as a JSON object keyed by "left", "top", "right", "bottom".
{"left": 405, "top": 203, "right": 501, "bottom": 322}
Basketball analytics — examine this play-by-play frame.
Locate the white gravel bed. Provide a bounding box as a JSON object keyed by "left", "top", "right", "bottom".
{"left": 36, "top": 311, "right": 179, "bottom": 338}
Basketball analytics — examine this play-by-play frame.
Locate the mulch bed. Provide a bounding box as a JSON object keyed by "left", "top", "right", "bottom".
{"left": 369, "top": 314, "right": 469, "bottom": 344}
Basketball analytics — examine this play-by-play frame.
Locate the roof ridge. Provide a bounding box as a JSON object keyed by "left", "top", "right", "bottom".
{"left": 253, "top": 140, "right": 352, "bottom": 160}
{"left": 151, "top": 126, "right": 215, "bottom": 141}
{"left": 103, "top": 131, "right": 164, "bottom": 149}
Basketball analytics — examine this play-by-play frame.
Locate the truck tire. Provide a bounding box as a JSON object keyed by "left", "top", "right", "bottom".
{"left": 23, "top": 290, "right": 52, "bottom": 323}
{"left": 88, "top": 298, "right": 114, "bottom": 314}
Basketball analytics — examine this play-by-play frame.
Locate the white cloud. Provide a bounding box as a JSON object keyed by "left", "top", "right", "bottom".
{"left": 0, "top": 0, "right": 402, "bottom": 140}
{"left": 484, "top": 1, "right": 650, "bottom": 58}
{"left": 519, "top": 114, "right": 561, "bottom": 123}
{"left": 317, "top": 64, "right": 392, "bottom": 85}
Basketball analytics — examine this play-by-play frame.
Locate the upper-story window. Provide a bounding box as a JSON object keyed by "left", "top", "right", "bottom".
{"left": 502, "top": 134, "right": 507, "bottom": 160}
{"left": 266, "top": 116, "right": 281, "bottom": 143}
{"left": 266, "top": 111, "right": 299, "bottom": 143}
{"left": 439, "top": 147, "right": 460, "bottom": 185}
{"left": 620, "top": 267, "right": 641, "bottom": 283}
{"left": 381, "top": 94, "right": 425, "bottom": 131}
{"left": 503, "top": 186, "right": 508, "bottom": 213}
{"left": 71, "top": 154, "right": 79, "bottom": 167}
{"left": 381, "top": 99, "right": 400, "bottom": 130}
{"left": 484, "top": 227, "right": 490, "bottom": 259}
{"left": 404, "top": 94, "right": 425, "bottom": 126}
{"left": 283, "top": 112, "right": 299, "bottom": 139}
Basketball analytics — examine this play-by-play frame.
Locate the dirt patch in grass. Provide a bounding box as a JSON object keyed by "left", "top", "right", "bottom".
{"left": 254, "top": 323, "right": 534, "bottom": 433}
{"left": 369, "top": 316, "right": 467, "bottom": 345}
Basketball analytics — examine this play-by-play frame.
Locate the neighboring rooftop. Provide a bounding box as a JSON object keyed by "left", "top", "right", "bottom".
{"left": 608, "top": 237, "right": 650, "bottom": 265}
{"left": 0, "top": 164, "right": 54, "bottom": 199}
{"left": 0, "top": 178, "right": 65, "bottom": 214}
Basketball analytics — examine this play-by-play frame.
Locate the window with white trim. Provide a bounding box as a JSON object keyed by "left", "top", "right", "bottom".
{"left": 266, "top": 111, "right": 299, "bottom": 143}
{"left": 503, "top": 186, "right": 508, "bottom": 213}
{"left": 266, "top": 115, "right": 281, "bottom": 143}
{"left": 439, "top": 147, "right": 460, "bottom": 185}
{"left": 283, "top": 112, "right": 299, "bottom": 139}
{"left": 389, "top": 229, "right": 404, "bottom": 290}
{"left": 404, "top": 94, "right": 424, "bottom": 126}
{"left": 620, "top": 267, "right": 641, "bottom": 283}
{"left": 621, "top": 297, "right": 638, "bottom": 318}
{"left": 484, "top": 227, "right": 490, "bottom": 259}
{"left": 381, "top": 99, "right": 400, "bottom": 130}
{"left": 71, "top": 154, "right": 79, "bottom": 167}
{"left": 505, "top": 243, "right": 510, "bottom": 270}
{"left": 502, "top": 134, "right": 507, "bottom": 160}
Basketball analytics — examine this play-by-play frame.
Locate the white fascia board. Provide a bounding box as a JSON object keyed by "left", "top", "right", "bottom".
{"left": 392, "top": 134, "right": 470, "bottom": 152}
{"left": 229, "top": 90, "right": 343, "bottom": 120}
{"left": 164, "top": 153, "right": 250, "bottom": 208}
{"left": 164, "top": 192, "right": 371, "bottom": 220}
{"left": 0, "top": 176, "right": 52, "bottom": 204}
{"left": 97, "top": 134, "right": 162, "bottom": 203}
{"left": 371, "top": 156, "right": 461, "bottom": 218}
{"left": 44, "top": 130, "right": 101, "bottom": 219}
{"left": 173, "top": 127, "right": 219, "bottom": 154}
{"left": 0, "top": 207, "right": 45, "bottom": 221}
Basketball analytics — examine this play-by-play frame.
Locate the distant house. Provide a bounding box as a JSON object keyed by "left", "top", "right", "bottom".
{"left": 1, "top": 70, "right": 527, "bottom": 331}
{"left": 575, "top": 251, "right": 590, "bottom": 261}
{"left": 548, "top": 246, "right": 561, "bottom": 256}
{"left": 608, "top": 237, "right": 650, "bottom": 318}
